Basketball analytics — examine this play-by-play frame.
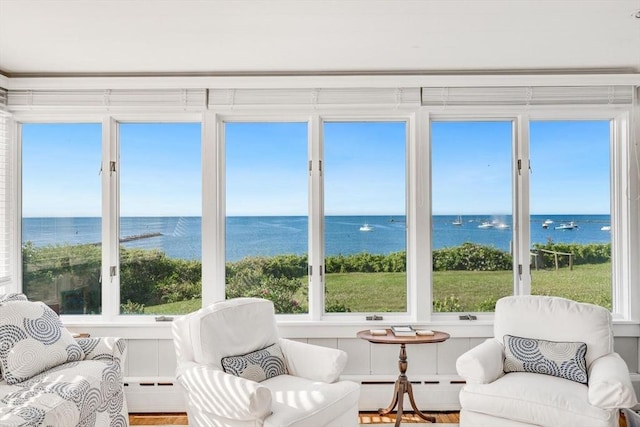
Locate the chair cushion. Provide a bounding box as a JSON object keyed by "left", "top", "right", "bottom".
{"left": 222, "top": 342, "right": 288, "bottom": 382}
{"left": 188, "top": 298, "right": 280, "bottom": 370}
{"left": 504, "top": 335, "right": 588, "bottom": 384}
{"left": 459, "top": 372, "right": 616, "bottom": 427}
{"left": 0, "top": 359, "right": 127, "bottom": 426}
{"left": 0, "top": 301, "right": 85, "bottom": 385}
{"left": 262, "top": 374, "right": 360, "bottom": 427}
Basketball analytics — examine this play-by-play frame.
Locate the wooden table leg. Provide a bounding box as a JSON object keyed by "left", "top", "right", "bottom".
{"left": 377, "top": 343, "right": 436, "bottom": 425}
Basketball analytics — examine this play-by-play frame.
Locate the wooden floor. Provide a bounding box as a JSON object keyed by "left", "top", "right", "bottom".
{"left": 128, "top": 412, "right": 460, "bottom": 425}
{"left": 129, "top": 411, "right": 629, "bottom": 425}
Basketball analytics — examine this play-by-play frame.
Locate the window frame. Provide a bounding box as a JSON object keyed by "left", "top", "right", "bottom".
{"left": 424, "top": 107, "right": 634, "bottom": 322}
{"left": 4, "top": 85, "right": 637, "bottom": 333}
{"left": 208, "top": 111, "right": 419, "bottom": 323}
{"left": 13, "top": 112, "right": 203, "bottom": 324}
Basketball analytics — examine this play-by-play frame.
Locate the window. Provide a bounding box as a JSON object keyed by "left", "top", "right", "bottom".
{"left": 224, "top": 122, "right": 309, "bottom": 314}
{"left": 119, "top": 122, "right": 202, "bottom": 315}
{"left": 21, "top": 123, "right": 102, "bottom": 314}
{"left": 323, "top": 121, "right": 407, "bottom": 313}
{"left": 9, "top": 84, "right": 635, "bottom": 322}
{"left": 431, "top": 121, "right": 514, "bottom": 312}
{"left": 529, "top": 120, "right": 612, "bottom": 309}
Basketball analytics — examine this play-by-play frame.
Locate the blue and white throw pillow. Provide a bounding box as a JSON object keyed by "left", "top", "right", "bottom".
{"left": 221, "top": 343, "right": 288, "bottom": 382}
{"left": 503, "top": 335, "right": 588, "bottom": 384}
{"left": 0, "top": 300, "right": 85, "bottom": 385}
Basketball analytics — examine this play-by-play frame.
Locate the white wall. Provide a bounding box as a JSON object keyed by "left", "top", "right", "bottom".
{"left": 71, "top": 325, "right": 640, "bottom": 412}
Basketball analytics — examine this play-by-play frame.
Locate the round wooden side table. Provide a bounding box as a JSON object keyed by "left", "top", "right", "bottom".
{"left": 357, "top": 329, "right": 450, "bottom": 426}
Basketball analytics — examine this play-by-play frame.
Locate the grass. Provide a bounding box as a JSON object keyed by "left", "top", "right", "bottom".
{"left": 143, "top": 262, "right": 612, "bottom": 314}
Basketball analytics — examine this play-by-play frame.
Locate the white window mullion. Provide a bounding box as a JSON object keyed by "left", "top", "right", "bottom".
{"left": 413, "top": 110, "right": 430, "bottom": 322}
{"left": 202, "top": 110, "right": 224, "bottom": 306}
{"left": 309, "top": 114, "right": 324, "bottom": 320}
{"left": 611, "top": 112, "right": 633, "bottom": 319}
{"left": 102, "top": 116, "right": 119, "bottom": 319}
{"left": 515, "top": 115, "right": 531, "bottom": 296}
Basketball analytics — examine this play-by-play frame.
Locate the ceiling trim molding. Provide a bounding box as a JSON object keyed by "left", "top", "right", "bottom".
{"left": 3, "top": 73, "right": 640, "bottom": 92}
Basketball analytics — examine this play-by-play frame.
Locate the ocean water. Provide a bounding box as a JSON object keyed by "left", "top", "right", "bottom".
{"left": 22, "top": 215, "right": 611, "bottom": 262}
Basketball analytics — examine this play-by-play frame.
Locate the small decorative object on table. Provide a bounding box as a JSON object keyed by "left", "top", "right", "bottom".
{"left": 391, "top": 325, "right": 416, "bottom": 337}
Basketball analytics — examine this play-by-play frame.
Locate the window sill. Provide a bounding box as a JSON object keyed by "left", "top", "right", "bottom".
{"left": 62, "top": 317, "right": 640, "bottom": 340}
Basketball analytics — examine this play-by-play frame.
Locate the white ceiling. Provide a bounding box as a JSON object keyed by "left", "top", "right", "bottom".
{"left": 0, "top": 0, "right": 639, "bottom": 77}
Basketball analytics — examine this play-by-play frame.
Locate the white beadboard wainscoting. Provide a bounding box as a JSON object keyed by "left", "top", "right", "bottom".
{"left": 105, "top": 334, "right": 640, "bottom": 413}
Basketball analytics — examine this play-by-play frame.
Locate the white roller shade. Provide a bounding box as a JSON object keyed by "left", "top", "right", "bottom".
{"left": 208, "top": 87, "right": 420, "bottom": 108}
{"left": 421, "top": 86, "right": 634, "bottom": 106}
{"left": 7, "top": 89, "right": 207, "bottom": 110}
{"left": 0, "top": 88, "right": 11, "bottom": 285}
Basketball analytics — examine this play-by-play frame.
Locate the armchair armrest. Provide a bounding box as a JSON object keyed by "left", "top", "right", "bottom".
{"left": 588, "top": 352, "right": 638, "bottom": 409}
{"left": 456, "top": 338, "right": 505, "bottom": 384}
{"left": 176, "top": 362, "right": 272, "bottom": 421}
{"left": 278, "top": 338, "right": 347, "bottom": 383}
{"left": 77, "top": 337, "right": 127, "bottom": 365}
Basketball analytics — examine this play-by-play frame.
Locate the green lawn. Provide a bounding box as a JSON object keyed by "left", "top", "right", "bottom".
{"left": 143, "top": 262, "right": 612, "bottom": 314}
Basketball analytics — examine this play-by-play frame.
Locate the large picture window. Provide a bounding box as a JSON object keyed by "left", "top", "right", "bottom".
{"left": 11, "top": 85, "right": 635, "bottom": 322}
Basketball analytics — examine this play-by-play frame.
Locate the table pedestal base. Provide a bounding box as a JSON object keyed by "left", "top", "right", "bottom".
{"left": 378, "top": 343, "right": 435, "bottom": 426}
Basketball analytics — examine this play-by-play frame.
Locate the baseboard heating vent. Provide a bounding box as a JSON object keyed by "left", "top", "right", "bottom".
{"left": 345, "top": 375, "right": 463, "bottom": 412}
{"left": 124, "top": 377, "right": 185, "bottom": 413}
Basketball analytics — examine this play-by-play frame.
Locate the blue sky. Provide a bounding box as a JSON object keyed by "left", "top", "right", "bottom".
{"left": 22, "top": 120, "right": 610, "bottom": 217}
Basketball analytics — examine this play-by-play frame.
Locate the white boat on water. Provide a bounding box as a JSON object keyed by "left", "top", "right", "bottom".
{"left": 359, "top": 224, "right": 374, "bottom": 232}
{"left": 452, "top": 215, "right": 463, "bottom": 226}
{"left": 478, "top": 221, "right": 494, "bottom": 229}
{"left": 542, "top": 219, "right": 554, "bottom": 229}
{"left": 601, "top": 225, "right": 611, "bottom": 231}
{"left": 555, "top": 221, "right": 578, "bottom": 230}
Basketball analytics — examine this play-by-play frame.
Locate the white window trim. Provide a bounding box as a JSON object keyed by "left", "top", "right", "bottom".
{"left": 209, "top": 109, "right": 420, "bottom": 323}
{"left": 4, "top": 80, "right": 639, "bottom": 330}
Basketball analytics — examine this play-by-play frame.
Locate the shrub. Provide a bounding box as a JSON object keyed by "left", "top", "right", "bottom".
{"left": 433, "top": 295, "right": 462, "bottom": 312}
{"left": 433, "top": 242, "right": 512, "bottom": 271}
{"left": 225, "top": 256, "right": 307, "bottom": 314}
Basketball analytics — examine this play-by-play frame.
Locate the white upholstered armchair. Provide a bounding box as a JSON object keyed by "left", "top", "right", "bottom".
{"left": 172, "top": 297, "right": 360, "bottom": 427}
{"left": 456, "top": 295, "right": 637, "bottom": 427}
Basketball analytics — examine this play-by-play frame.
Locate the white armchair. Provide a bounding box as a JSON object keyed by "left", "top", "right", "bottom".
{"left": 456, "top": 295, "right": 637, "bottom": 427}
{"left": 172, "top": 297, "right": 360, "bottom": 427}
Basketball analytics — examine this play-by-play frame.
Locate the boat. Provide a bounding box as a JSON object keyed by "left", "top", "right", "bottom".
{"left": 452, "top": 215, "right": 463, "bottom": 226}
{"left": 601, "top": 225, "right": 611, "bottom": 231}
{"left": 555, "top": 221, "right": 578, "bottom": 230}
{"left": 542, "top": 219, "right": 554, "bottom": 229}
{"left": 359, "top": 224, "right": 374, "bottom": 232}
{"left": 478, "top": 221, "right": 494, "bottom": 229}
{"left": 495, "top": 222, "right": 509, "bottom": 229}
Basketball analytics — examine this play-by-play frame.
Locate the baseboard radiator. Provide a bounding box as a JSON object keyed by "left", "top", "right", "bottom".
{"left": 124, "top": 377, "right": 186, "bottom": 413}
{"left": 124, "top": 375, "right": 463, "bottom": 413}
